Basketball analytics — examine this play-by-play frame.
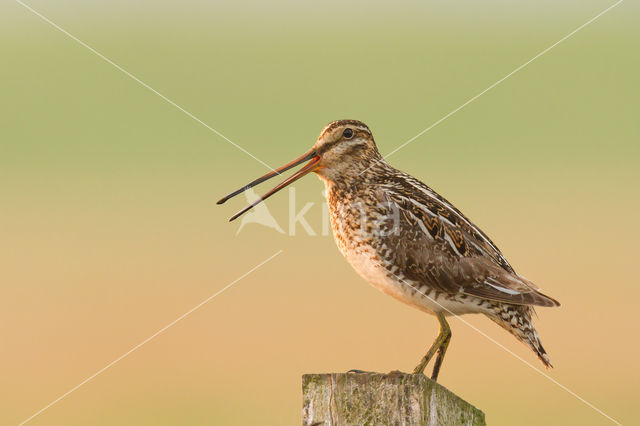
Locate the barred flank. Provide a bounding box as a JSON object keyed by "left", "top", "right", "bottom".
{"left": 487, "top": 304, "right": 553, "bottom": 368}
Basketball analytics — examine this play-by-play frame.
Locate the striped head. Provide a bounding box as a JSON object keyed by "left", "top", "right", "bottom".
{"left": 217, "top": 119, "right": 383, "bottom": 221}
{"left": 313, "top": 120, "right": 382, "bottom": 181}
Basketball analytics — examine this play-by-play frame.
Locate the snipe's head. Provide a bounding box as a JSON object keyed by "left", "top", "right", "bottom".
{"left": 217, "top": 119, "right": 382, "bottom": 221}
{"left": 312, "top": 120, "right": 381, "bottom": 180}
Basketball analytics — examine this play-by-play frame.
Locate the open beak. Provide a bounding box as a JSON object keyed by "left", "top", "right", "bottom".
{"left": 217, "top": 148, "right": 320, "bottom": 221}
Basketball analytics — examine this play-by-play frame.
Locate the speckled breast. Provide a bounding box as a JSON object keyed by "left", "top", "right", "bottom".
{"left": 323, "top": 182, "right": 487, "bottom": 317}
{"left": 324, "top": 185, "right": 429, "bottom": 310}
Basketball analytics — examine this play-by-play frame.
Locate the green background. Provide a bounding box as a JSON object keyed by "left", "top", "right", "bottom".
{"left": 1, "top": 1, "right": 638, "bottom": 424}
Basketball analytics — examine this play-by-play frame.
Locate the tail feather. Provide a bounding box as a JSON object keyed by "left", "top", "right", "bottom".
{"left": 487, "top": 304, "right": 553, "bottom": 368}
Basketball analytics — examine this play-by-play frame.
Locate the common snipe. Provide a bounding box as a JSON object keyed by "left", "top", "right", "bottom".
{"left": 218, "top": 120, "right": 560, "bottom": 381}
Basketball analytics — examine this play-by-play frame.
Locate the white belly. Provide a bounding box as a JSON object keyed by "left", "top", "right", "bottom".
{"left": 325, "top": 185, "right": 486, "bottom": 317}
{"left": 341, "top": 244, "right": 483, "bottom": 316}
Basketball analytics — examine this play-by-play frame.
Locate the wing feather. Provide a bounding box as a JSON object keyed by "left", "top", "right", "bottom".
{"left": 381, "top": 174, "right": 560, "bottom": 307}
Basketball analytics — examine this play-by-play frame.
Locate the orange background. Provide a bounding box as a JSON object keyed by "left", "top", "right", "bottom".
{"left": 1, "top": 1, "right": 638, "bottom": 424}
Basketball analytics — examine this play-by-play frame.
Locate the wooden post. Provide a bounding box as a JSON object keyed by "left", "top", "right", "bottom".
{"left": 302, "top": 372, "right": 485, "bottom": 426}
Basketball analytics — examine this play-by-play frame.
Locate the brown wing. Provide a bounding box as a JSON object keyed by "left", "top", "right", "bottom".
{"left": 379, "top": 174, "right": 560, "bottom": 307}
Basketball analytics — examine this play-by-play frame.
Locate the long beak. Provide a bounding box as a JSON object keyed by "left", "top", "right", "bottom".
{"left": 217, "top": 148, "right": 320, "bottom": 222}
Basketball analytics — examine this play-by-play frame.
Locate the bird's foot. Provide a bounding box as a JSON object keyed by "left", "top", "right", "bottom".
{"left": 385, "top": 369, "right": 407, "bottom": 378}
{"left": 347, "top": 369, "right": 409, "bottom": 378}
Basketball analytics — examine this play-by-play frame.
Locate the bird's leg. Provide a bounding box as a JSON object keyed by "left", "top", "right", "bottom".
{"left": 430, "top": 318, "right": 451, "bottom": 381}
{"left": 412, "top": 312, "right": 451, "bottom": 381}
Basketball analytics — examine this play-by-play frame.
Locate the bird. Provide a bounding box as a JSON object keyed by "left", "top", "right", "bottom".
{"left": 217, "top": 119, "right": 560, "bottom": 381}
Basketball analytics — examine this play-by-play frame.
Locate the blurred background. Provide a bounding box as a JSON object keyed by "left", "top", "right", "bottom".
{"left": 1, "top": 0, "right": 638, "bottom": 424}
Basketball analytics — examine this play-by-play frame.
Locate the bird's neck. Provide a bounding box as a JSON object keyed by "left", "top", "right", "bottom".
{"left": 318, "top": 160, "right": 393, "bottom": 213}
{"left": 316, "top": 155, "right": 391, "bottom": 188}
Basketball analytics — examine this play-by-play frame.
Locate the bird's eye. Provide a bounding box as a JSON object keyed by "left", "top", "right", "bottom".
{"left": 343, "top": 128, "right": 354, "bottom": 139}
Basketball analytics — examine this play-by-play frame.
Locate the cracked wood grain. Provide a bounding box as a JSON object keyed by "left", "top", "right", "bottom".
{"left": 302, "top": 372, "right": 485, "bottom": 426}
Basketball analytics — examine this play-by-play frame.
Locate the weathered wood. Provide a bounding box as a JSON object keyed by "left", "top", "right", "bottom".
{"left": 302, "top": 372, "right": 485, "bottom": 426}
